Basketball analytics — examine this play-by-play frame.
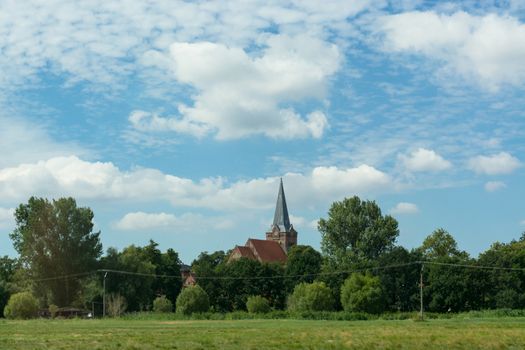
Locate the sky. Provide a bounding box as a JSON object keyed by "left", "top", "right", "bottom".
{"left": 0, "top": 0, "right": 524, "bottom": 264}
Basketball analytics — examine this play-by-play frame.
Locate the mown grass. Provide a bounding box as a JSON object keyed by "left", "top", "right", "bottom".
{"left": 1, "top": 317, "right": 525, "bottom": 349}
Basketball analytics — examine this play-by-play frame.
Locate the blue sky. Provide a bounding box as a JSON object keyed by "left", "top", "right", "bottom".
{"left": 0, "top": 0, "right": 524, "bottom": 263}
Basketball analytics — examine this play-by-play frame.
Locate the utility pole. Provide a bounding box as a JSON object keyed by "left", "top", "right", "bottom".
{"left": 419, "top": 263, "right": 424, "bottom": 321}
{"left": 103, "top": 271, "right": 108, "bottom": 318}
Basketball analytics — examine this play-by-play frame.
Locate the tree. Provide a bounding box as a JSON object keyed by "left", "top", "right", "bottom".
{"left": 287, "top": 281, "right": 334, "bottom": 312}
{"left": 143, "top": 241, "right": 182, "bottom": 306}
{"left": 0, "top": 256, "right": 17, "bottom": 317}
{"left": 376, "top": 247, "right": 421, "bottom": 312}
{"left": 192, "top": 251, "right": 227, "bottom": 311}
{"left": 217, "top": 259, "right": 286, "bottom": 311}
{"left": 10, "top": 197, "right": 102, "bottom": 306}
{"left": 101, "top": 242, "right": 183, "bottom": 312}
{"left": 319, "top": 196, "right": 399, "bottom": 264}
{"left": 285, "top": 245, "right": 322, "bottom": 293}
{"left": 477, "top": 237, "right": 525, "bottom": 309}
{"left": 418, "top": 229, "right": 473, "bottom": 312}
{"left": 176, "top": 285, "right": 210, "bottom": 315}
{"left": 102, "top": 246, "right": 156, "bottom": 312}
{"left": 340, "top": 273, "right": 385, "bottom": 314}
{"left": 419, "top": 228, "right": 466, "bottom": 259}
{"left": 318, "top": 196, "right": 398, "bottom": 305}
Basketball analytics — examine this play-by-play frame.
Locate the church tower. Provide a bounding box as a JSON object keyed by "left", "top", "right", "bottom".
{"left": 266, "top": 179, "right": 297, "bottom": 253}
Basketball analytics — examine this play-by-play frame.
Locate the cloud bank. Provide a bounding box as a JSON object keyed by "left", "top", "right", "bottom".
{"left": 378, "top": 11, "right": 525, "bottom": 90}
{"left": 0, "top": 156, "right": 393, "bottom": 211}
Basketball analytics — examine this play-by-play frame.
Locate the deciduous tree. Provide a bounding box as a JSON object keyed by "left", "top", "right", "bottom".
{"left": 10, "top": 197, "right": 102, "bottom": 306}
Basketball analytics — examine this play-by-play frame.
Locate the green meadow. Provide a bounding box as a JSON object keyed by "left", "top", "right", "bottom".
{"left": 1, "top": 317, "right": 525, "bottom": 350}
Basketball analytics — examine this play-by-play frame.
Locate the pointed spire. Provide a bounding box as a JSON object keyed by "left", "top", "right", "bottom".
{"left": 273, "top": 178, "right": 291, "bottom": 232}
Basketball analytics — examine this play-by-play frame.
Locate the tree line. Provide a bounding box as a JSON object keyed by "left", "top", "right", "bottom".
{"left": 1, "top": 196, "right": 525, "bottom": 317}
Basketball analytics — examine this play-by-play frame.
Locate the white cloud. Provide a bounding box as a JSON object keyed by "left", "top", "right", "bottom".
{"left": 289, "top": 215, "right": 307, "bottom": 228}
{"left": 468, "top": 152, "right": 521, "bottom": 175}
{"left": 135, "top": 35, "right": 338, "bottom": 139}
{"left": 0, "top": 156, "right": 392, "bottom": 211}
{"left": 390, "top": 202, "right": 419, "bottom": 215}
{"left": 399, "top": 148, "right": 452, "bottom": 172}
{"left": 128, "top": 110, "right": 210, "bottom": 138}
{"left": 0, "top": 115, "right": 86, "bottom": 168}
{"left": 0, "top": 207, "right": 15, "bottom": 229}
{"left": 0, "top": 0, "right": 370, "bottom": 91}
{"left": 521, "top": 220, "right": 525, "bottom": 226}
{"left": 309, "top": 219, "right": 319, "bottom": 230}
{"left": 115, "top": 211, "right": 234, "bottom": 231}
{"left": 378, "top": 11, "right": 525, "bottom": 90}
{"left": 484, "top": 181, "right": 506, "bottom": 192}
{"left": 309, "top": 165, "right": 391, "bottom": 195}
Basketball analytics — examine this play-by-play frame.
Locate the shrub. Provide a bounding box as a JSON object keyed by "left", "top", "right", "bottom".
{"left": 106, "top": 294, "right": 127, "bottom": 317}
{"left": 176, "top": 285, "right": 210, "bottom": 315}
{"left": 288, "top": 282, "right": 334, "bottom": 312}
{"left": 48, "top": 304, "right": 59, "bottom": 318}
{"left": 340, "top": 273, "right": 385, "bottom": 314}
{"left": 3, "top": 292, "right": 39, "bottom": 319}
{"left": 0, "top": 281, "right": 10, "bottom": 318}
{"left": 495, "top": 289, "right": 523, "bottom": 309}
{"left": 153, "top": 295, "right": 173, "bottom": 313}
{"left": 246, "top": 295, "right": 271, "bottom": 314}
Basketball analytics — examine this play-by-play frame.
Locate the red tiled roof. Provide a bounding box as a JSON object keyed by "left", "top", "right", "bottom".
{"left": 246, "top": 239, "right": 287, "bottom": 263}
{"left": 233, "top": 245, "right": 256, "bottom": 260}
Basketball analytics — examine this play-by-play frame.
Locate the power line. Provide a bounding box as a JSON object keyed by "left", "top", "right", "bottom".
{"left": 98, "top": 262, "right": 420, "bottom": 281}
{"left": 21, "top": 260, "right": 525, "bottom": 284}
{"left": 419, "top": 260, "right": 525, "bottom": 272}
{"left": 31, "top": 271, "right": 96, "bottom": 283}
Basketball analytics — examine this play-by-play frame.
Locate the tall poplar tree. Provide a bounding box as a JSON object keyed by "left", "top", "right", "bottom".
{"left": 10, "top": 197, "right": 102, "bottom": 306}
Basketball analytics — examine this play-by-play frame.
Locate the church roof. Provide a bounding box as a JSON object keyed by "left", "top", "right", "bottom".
{"left": 233, "top": 246, "right": 256, "bottom": 260}
{"left": 247, "top": 239, "right": 287, "bottom": 263}
{"left": 272, "top": 178, "right": 291, "bottom": 232}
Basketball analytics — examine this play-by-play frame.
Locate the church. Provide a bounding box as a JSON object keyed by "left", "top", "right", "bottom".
{"left": 228, "top": 179, "right": 297, "bottom": 264}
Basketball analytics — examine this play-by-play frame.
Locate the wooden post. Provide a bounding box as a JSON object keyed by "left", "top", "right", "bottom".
{"left": 103, "top": 272, "right": 108, "bottom": 317}
{"left": 419, "top": 263, "right": 424, "bottom": 321}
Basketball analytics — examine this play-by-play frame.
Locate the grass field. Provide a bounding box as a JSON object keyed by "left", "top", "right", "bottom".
{"left": 1, "top": 317, "right": 525, "bottom": 349}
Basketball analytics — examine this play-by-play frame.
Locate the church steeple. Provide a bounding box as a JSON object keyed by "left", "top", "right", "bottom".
{"left": 272, "top": 178, "right": 291, "bottom": 232}
{"left": 266, "top": 178, "right": 298, "bottom": 253}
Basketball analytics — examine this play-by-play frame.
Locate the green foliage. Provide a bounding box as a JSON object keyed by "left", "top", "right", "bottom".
{"left": 477, "top": 238, "right": 525, "bottom": 309}
{"left": 10, "top": 197, "right": 102, "bottom": 306}
{"left": 216, "top": 258, "right": 286, "bottom": 311}
{"left": 48, "top": 304, "right": 59, "bottom": 318}
{"left": 153, "top": 295, "right": 173, "bottom": 313}
{"left": 340, "top": 273, "right": 385, "bottom": 314}
{"left": 0, "top": 257, "right": 16, "bottom": 318}
{"left": 317, "top": 196, "right": 399, "bottom": 303}
{"left": 246, "top": 295, "right": 271, "bottom": 314}
{"left": 106, "top": 294, "right": 127, "bottom": 317}
{"left": 288, "top": 282, "right": 334, "bottom": 312}
{"left": 143, "top": 241, "right": 182, "bottom": 307}
{"left": 176, "top": 285, "right": 210, "bottom": 315}
{"left": 3, "top": 291, "right": 39, "bottom": 319}
{"left": 191, "top": 251, "right": 227, "bottom": 311}
{"left": 420, "top": 228, "right": 467, "bottom": 259}
{"left": 285, "top": 245, "right": 322, "bottom": 293}
{"left": 0, "top": 281, "right": 8, "bottom": 318}
{"left": 377, "top": 247, "right": 421, "bottom": 312}
{"left": 319, "top": 196, "right": 399, "bottom": 263}
{"left": 101, "top": 241, "right": 182, "bottom": 312}
{"left": 418, "top": 230, "right": 477, "bottom": 312}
